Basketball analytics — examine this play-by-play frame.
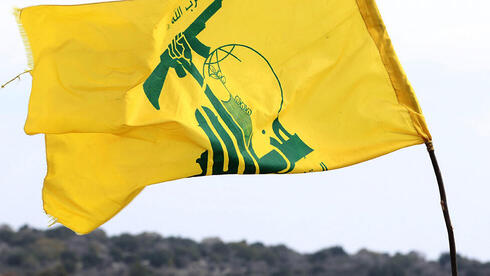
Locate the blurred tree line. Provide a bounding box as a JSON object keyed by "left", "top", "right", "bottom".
{"left": 0, "top": 224, "right": 488, "bottom": 276}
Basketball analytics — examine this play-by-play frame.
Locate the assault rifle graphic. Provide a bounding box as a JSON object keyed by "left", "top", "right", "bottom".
{"left": 143, "top": 0, "right": 223, "bottom": 110}
{"left": 142, "top": 0, "right": 316, "bottom": 175}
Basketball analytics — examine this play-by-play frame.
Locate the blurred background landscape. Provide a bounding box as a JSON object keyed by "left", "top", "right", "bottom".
{"left": 1, "top": 225, "right": 489, "bottom": 276}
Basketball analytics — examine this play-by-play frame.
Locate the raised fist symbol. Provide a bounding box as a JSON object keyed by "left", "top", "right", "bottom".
{"left": 164, "top": 33, "right": 193, "bottom": 78}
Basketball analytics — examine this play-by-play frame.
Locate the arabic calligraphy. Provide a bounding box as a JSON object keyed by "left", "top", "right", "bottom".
{"left": 186, "top": 0, "right": 198, "bottom": 11}
{"left": 171, "top": 0, "right": 198, "bottom": 24}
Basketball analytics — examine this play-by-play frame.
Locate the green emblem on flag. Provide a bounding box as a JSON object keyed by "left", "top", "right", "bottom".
{"left": 144, "top": 0, "right": 317, "bottom": 175}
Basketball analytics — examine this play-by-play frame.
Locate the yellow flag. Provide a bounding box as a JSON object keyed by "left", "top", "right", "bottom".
{"left": 17, "top": 0, "right": 431, "bottom": 234}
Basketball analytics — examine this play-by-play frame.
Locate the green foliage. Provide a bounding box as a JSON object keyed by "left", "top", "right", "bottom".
{"left": 29, "top": 238, "right": 65, "bottom": 263}
{"left": 144, "top": 249, "right": 172, "bottom": 267}
{"left": 60, "top": 250, "right": 78, "bottom": 273}
{"left": 210, "top": 241, "right": 230, "bottom": 256}
{"left": 439, "top": 252, "right": 452, "bottom": 266}
{"left": 308, "top": 245, "right": 347, "bottom": 262}
{"left": 368, "top": 263, "right": 407, "bottom": 276}
{"left": 45, "top": 227, "right": 75, "bottom": 240}
{"left": 129, "top": 262, "right": 154, "bottom": 276}
{"left": 81, "top": 245, "right": 103, "bottom": 268}
{"left": 113, "top": 233, "right": 139, "bottom": 251}
{"left": 0, "top": 225, "right": 15, "bottom": 244}
{"left": 10, "top": 225, "right": 41, "bottom": 246}
{"left": 0, "top": 225, "right": 488, "bottom": 276}
{"left": 6, "top": 251, "right": 24, "bottom": 267}
{"left": 37, "top": 265, "right": 69, "bottom": 276}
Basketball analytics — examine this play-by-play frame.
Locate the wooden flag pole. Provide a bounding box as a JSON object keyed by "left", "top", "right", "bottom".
{"left": 426, "top": 141, "right": 458, "bottom": 276}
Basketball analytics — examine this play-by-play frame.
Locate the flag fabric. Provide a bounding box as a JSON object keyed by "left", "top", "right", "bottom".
{"left": 16, "top": 0, "right": 431, "bottom": 234}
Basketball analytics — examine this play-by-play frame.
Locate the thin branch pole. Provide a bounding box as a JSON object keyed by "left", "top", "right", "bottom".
{"left": 426, "top": 141, "right": 457, "bottom": 276}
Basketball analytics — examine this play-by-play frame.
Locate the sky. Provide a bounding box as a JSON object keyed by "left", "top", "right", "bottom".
{"left": 1, "top": 0, "right": 489, "bottom": 262}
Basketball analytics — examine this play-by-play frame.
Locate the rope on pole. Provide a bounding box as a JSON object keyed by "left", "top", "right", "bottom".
{"left": 1, "top": 70, "right": 31, "bottom": 89}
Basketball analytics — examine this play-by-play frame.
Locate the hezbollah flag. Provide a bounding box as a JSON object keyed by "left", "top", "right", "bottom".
{"left": 16, "top": 0, "right": 431, "bottom": 234}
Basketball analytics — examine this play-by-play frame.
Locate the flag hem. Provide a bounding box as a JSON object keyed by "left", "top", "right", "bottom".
{"left": 355, "top": 0, "right": 432, "bottom": 142}
{"left": 13, "top": 8, "right": 34, "bottom": 70}
{"left": 42, "top": 135, "right": 145, "bottom": 235}
{"left": 42, "top": 189, "right": 144, "bottom": 235}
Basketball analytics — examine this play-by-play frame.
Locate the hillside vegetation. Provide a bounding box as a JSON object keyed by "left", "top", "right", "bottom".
{"left": 0, "top": 225, "right": 487, "bottom": 276}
